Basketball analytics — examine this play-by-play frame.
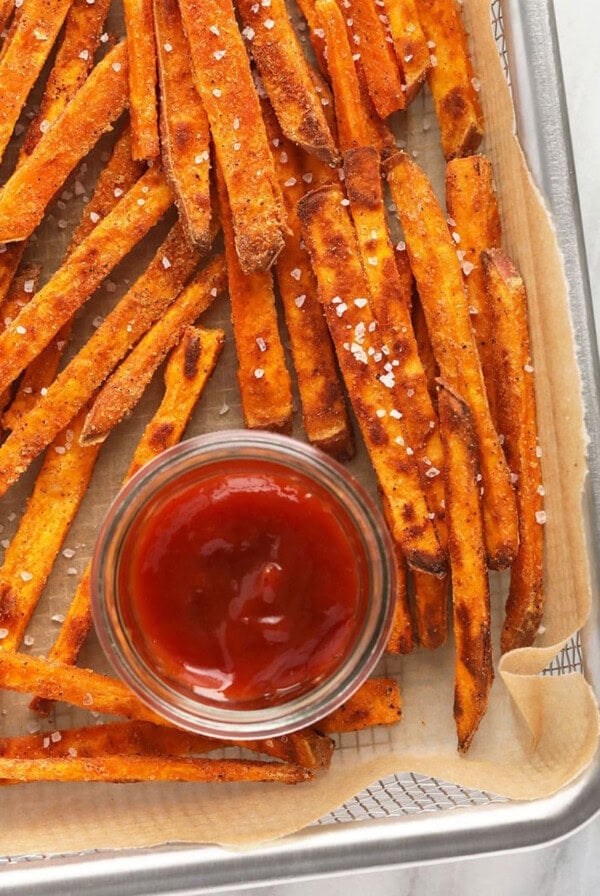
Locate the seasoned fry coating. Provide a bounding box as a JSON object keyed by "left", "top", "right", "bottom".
{"left": 386, "top": 151, "right": 518, "bottom": 570}
{"left": 263, "top": 102, "right": 353, "bottom": 459}
{"left": 0, "top": 42, "right": 130, "bottom": 243}
{"left": 80, "top": 264, "right": 226, "bottom": 446}
{"left": 124, "top": 0, "right": 159, "bottom": 160}
{"left": 179, "top": 0, "right": 286, "bottom": 273}
{"left": 0, "top": 0, "right": 73, "bottom": 164}
{"left": 217, "top": 166, "right": 293, "bottom": 433}
{"left": 316, "top": 678, "right": 402, "bottom": 732}
{"left": 482, "top": 250, "right": 544, "bottom": 652}
{"left": 237, "top": 0, "right": 338, "bottom": 164}
{"left": 335, "top": 0, "right": 405, "bottom": 119}
{"left": 383, "top": 0, "right": 430, "bottom": 104}
{"left": 438, "top": 384, "right": 493, "bottom": 753}
{"left": 298, "top": 184, "right": 445, "bottom": 574}
{"left": 0, "top": 404, "right": 100, "bottom": 652}
{"left": 19, "top": 0, "right": 112, "bottom": 159}
{"left": 446, "top": 155, "right": 502, "bottom": 427}
{"left": 415, "top": 0, "right": 484, "bottom": 159}
{"left": 0, "top": 220, "right": 199, "bottom": 499}
{"left": 154, "top": 0, "right": 212, "bottom": 249}
{"left": 0, "top": 755, "right": 312, "bottom": 784}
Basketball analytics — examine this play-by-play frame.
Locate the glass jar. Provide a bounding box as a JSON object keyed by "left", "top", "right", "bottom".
{"left": 91, "top": 430, "right": 396, "bottom": 739}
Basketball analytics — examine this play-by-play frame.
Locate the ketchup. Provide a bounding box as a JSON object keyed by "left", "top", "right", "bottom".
{"left": 119, "top": 462, "right": 368, "bottom": 708}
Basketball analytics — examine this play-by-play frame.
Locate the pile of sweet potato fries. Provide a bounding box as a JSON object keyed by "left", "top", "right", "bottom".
{"left": 0, "top": 0, "right": 543, "bottom": 783}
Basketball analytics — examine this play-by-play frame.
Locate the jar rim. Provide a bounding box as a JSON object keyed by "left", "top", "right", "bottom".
{"left": 91, "top": 431, "right": 396, "bottom": 739}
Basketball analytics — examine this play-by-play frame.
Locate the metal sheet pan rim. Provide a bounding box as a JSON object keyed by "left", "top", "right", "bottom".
{"left": 5, "top": 0, "right": 600, "bottom": 889}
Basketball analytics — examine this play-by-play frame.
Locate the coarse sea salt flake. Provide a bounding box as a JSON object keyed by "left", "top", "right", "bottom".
{"left": 0, "top": 629, "right": 8, "bottom": 640}
{"left": 20, "top": 571, "right": 33, "bottom": 582}
{"left": 295, "top": 294, "right": 306, "bottom": 308}
{"left": 254, "top": 368, "right": 265, "bottom": 379}
{"left": 535, "top": 511, "right": 547, "bottom": 525}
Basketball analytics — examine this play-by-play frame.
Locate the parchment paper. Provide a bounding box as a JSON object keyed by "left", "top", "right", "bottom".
{"left": 0, "top": 0, "right": 597, "bottom": 857}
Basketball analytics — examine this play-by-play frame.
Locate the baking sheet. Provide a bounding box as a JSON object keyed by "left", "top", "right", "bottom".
{"left": 0, "top": 0, "right": 597, "bottom": 857}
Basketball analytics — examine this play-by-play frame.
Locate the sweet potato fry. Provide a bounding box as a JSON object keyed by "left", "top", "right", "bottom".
{"left": 384, "top": 538, "right": 414, "bottom": 654}
{"left": 411, "top": 289, "right": 438, "bottom": 407}
{"left": 0, "top": 264, "right": 41, "bottom": 414}
{"left": 335, "top": 0, "right": 405, "bottom": 119}
{"left": 0, "top": 721, "right": 219, "bottom": 760}
{"left": 295, "top": 0, "right": 328, "bottom": 75}
{"left": 0, "top": 0, "right": 111, "bottom": 313}
{"left": 481, "top": 250, "right": 544, "bottom": 652}
{"left": 154, "top": 0, "right": 212, "bottom": 249}
{"left": 1, "top": 652, "right": 167, "bottom": 723}
{"left": 0, "top": 720, "right": 332, "bottom": 770}
{"left": 412, "top": 571, "right": 448, "bottom": 649}
{"left": 124, "top": 0, "right": 159, "bottom": 160}
{"left": 127, "top": 325, "right": 225, "bottom": 478}
{"left": 345, "top": 149, "right": 448, "bottom": 643}
{"left": 241, "top": 730, "right": 334, "bottom": 771}
{"left": 0, "top": 755, "right": 312, "bottom": 784}
{"left": 385, "top": 151, "right": 518, "bottom": 570}
{"left": 237, "top": 0, "right": 338, "bottom": 164}
{"left": 0, "top": 42, "right": 130, "bottom": 243}
{"left": 4, "top": 128, "right": 145, "bottom": 432}
{"left": 0, "top": 165, "right": 173, "bottom": 407}
{"left": 0, "top": 245, "right": 24, "bottom": 307}
{"left": 344, "top": 147, "right": 446, "bottom": 535}
{"left": 20, "top": 0, "right": 112, "bottom": 159}
{"left": 0, "top": 264, "right": 40, "bottom": 333}
{"left": 314, "top": 0, "right": 394, "bottom": 154}
{"left": 0, "top": 220, "right": 200, "bottom": 499}
{"left": 438, "top": 383, "right": 493, "bottom": 753}
{"left": 315, "top": 678, "right": 402, "bottom": 733}
{"left": 217, "top": 165, "right": 293, "bottom": 433}
{"left": 0, "top": 0, "right": 73, "bottom": 164}
{"left": 179, "top": 0, "right": 286, "bottom": 273}
{"left": 0, "top": 404, "right": 100, "bottom": 652}
{"left": 0, "top": 0, "right": 12, "bottom": 33}
{"left": 80, "top": 266, "right": 226, "bottom": 446}
{"left": 298, "top": 184, "right": 445, "bottom": 574}
{"left": 383, "top": 0, "right": 431, "bottom": 104}
{"left": 446, "top": 155, "right": 502, "bottom": 427}
{"left": 263, "top": 102, "right": 353, "bottom": 459}
{"left": 415, "top": 0, "right": 484, "bottom": 159}
{"left": 31, "top": 321, "right": 224, "bottom": 715}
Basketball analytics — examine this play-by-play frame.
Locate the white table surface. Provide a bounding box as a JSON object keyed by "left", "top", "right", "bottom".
{"left": 222, "top": 2, "right": 600, "bottom": 893}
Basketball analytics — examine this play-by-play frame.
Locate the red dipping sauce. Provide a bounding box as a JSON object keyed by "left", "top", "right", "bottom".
{"left": 118, "top": 463, "right": 369, "bottom": 709}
